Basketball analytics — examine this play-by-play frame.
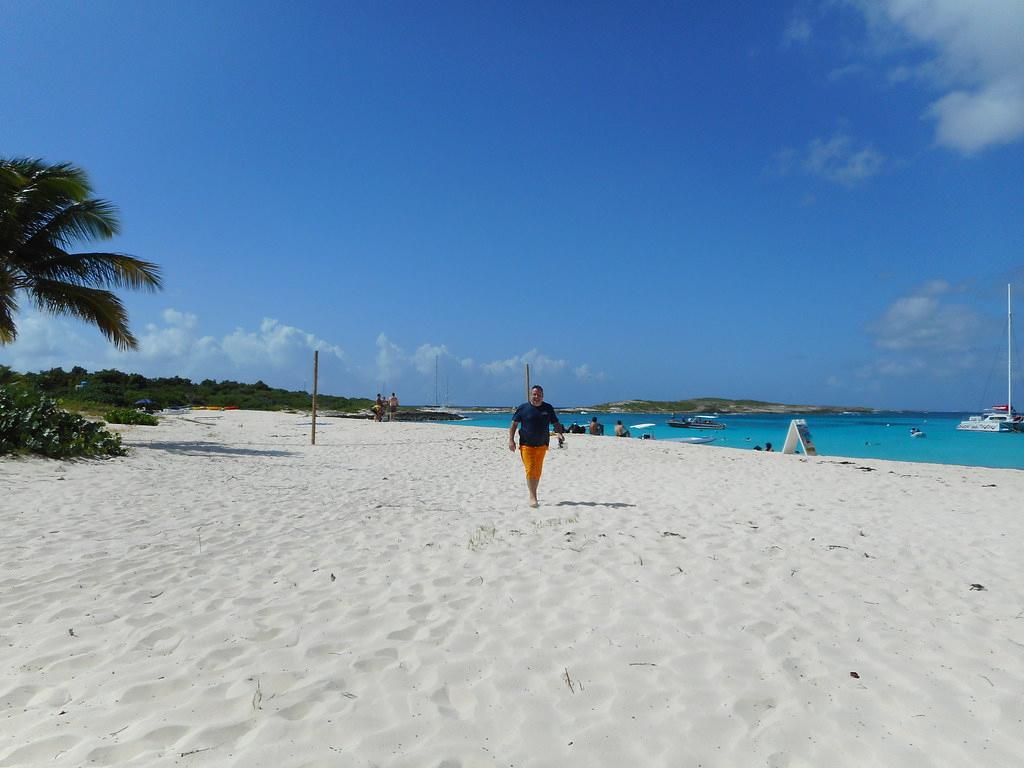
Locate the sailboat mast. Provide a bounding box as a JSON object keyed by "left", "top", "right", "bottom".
{"left": 1009, "top": 283, "right": 1013, "bottom": 417}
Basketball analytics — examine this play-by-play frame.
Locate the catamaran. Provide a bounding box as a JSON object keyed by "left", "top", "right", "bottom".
{"left": 957, "top": 284, "right": 1023, "bottom": 433}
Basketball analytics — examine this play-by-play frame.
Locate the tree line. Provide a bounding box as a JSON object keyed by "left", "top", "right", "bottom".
{"left": 0, "top": 365, "right": 372, "bottom": 412}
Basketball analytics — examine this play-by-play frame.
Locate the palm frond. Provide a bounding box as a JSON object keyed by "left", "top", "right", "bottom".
{"left": 1, "top": 158, "right": 88, "bottom": 197}
{"left": 0, "top": 158, "right": 94, "bottom": 250}
{"left": 1, "top": 157, "right": 161, "bottom": 350}
{"left": 27, "top": 252, "right": 163, "bottom": 291}
{"left": 0, "top": 266, "right": 17, "bottom": 344}
{"left": 29, "top": 279, "right": 138, "bottom": 350}
{"left": 23, "top": 198, "right": 121, "bottom": 250}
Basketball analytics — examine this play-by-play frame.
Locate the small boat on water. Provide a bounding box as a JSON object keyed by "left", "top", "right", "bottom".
{"left": 957, "top": 284, "right": 1023, "bottom": 434}
{"left": 667, "top": 414, "right": 726, "bottom": 430}
{"left": 665, "top": 435, "right": 717, "bottom": 444}
{"left": 910, "top": 428, "right": 926, "bottom": 438}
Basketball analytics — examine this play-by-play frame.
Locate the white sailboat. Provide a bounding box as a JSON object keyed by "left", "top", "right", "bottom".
{"left": 957, "top": 284, "right": 1023, "bottom": 433}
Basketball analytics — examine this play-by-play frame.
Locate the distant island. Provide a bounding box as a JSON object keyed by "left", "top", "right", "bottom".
{"left": 1, "top": 367, "right": 873, "bottom": 418}
{"left": 584, "top": 398, "right": 873, "bottom": 414}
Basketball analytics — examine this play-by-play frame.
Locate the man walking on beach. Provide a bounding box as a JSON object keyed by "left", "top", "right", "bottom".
{"left": 388, "top": 392, "right": 399, "bottom": 422}
{"left": 509, "top": 384, "right": 564, "bottom": 508}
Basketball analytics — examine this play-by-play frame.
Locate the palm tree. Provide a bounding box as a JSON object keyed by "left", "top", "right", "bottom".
{"left": 0, "top": 157, "right": 162, "bottom": 350}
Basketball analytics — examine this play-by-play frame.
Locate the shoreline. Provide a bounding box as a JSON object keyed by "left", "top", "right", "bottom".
{"left": 3, "top": 409, "right": 1023, "bottom": 766}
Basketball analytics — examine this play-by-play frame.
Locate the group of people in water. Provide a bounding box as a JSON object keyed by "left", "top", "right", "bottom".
{"left": 562, "top": 416, "right": 632, "bottom": 437}
{"left": 372, "top": 392, "right": 399, "bottom": 422}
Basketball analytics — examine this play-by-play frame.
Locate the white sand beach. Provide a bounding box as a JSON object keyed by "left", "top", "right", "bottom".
{"left": 3, "top": 409, "right": 1024, "bottom": 767}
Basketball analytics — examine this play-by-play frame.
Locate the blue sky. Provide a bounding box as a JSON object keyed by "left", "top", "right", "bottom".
{"left": 2, "top": 1, "right": 1023, "bottom": 409}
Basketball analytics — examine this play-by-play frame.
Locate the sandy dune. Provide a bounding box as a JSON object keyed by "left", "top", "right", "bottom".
{"left": 2, "top": 410, "right": 1023, "bottom": 767}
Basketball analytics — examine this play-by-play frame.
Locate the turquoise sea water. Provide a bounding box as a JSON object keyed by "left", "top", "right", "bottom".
{"left": 445, "top": 411, "right": 1024, "bottom": 470}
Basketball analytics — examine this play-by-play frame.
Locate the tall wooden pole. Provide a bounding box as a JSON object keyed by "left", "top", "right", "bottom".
{"left": 525, "top": 363, "right": 531, "bottom": 401}
{"left": 311, "top": 350, "right": 319, "bottom": 445}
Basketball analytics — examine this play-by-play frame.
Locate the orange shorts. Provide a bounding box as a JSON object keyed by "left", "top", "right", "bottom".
{"left": 519, "top": 444, "right": 548, "bottom": 480}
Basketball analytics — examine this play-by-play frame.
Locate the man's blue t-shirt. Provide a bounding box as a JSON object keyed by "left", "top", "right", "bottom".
{"left": 513, "top": 401, "right": 561, "bottom": 447}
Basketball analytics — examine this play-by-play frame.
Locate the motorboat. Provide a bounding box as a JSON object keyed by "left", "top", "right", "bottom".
{"left": 957, "top": 284, "right": 1023, "bottom": 434}
{"left": 667, "top": 414, "right": 726, "bottom": 430}
{"left": 665, "top": 435, "right": 717, "bottom": 444}
{"left": 910, "top": 428, "right": 926, "bottom": 438}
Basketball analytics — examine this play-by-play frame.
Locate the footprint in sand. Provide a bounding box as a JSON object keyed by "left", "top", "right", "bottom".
{"left": 745, "top": 620, "right": 776, "bottom": 639}
{"left": 119, "top": 676, "right": 191, "bottom": 705}
{"left": 428, "top": 619, "right": 457, "bottom": 642}
{"left": 0, "top": 735, "right": 80, "bottom": 767}
{"left": 733, "top": 696, "right": 778, "bottom": 727}
{"left": 353, "top": 647, "right": 399, "bottom": 672}
{"left": 199, "top": 644, "right": 245, "bottom": 669}
{"left": 142, "top": 725, "right": 189, "bottom": 746}
{"left": 276, "top": 699, "right": 318, "bottom": 721}
{"left": 386, "top": 625, "right": 419, "bottom": 642}
{"left": 183, "top": 720, "right": 255, "bottom": 752}
{"left": 407, "top": 603, "right": 433, "bottom": 622}
{"left": 430, "top": 685, "right": 477, "bottom": 719}
{"left": 43, "top": 652, "right": 100, "bottom": 676}
{"left": 87, "top": 740, "right": 151, "bottom": 765}
{"left": 0, "top": 684, "right": 67, "bottom": 709}
{"left": 0, "top": 684, "right": 41, "bottom": 708}
{"left": 133, "top": 626, "right": 183, "bottom": 654}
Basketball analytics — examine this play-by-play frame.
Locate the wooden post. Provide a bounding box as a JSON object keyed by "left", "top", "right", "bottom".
{"left": 525, "top": 363, "right": 531, "bottom": 401}
{"left": 311, "top": 350, "right": 319, "bottom": 445}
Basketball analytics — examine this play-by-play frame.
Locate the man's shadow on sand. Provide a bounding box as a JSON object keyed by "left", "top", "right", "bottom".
{"left": 133, "top": 441, "right": 295, "bottom": 458}
{"left": 555, "top": 500, "right": 636, "bottom": 509}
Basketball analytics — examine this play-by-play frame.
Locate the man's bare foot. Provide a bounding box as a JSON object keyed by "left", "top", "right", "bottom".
{"left": 529, "top": 498, "right": 539, "bottom": 508}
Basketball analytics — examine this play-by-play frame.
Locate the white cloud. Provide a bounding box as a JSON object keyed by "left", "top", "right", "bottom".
{"left": 133, "top": 309, "right": 200, "bottom": 361}
{"left": 372, "top": 339, "right": 475, "bottom": 386}
{"left": 870, "top": 281, "right": 981, "bottom": 352}
{"left": 853, "top": 0, "right": 1024, "bottom": 153}
{"left": 783, "top": 16, "right": 813, "bottom": 46}
{"left": 374, "top": 333, "right": 405, "bottom": 385}
{"left": 481, "top": 349, "right": 567, "bottom": 377}
{"left": 412, "top": 343, "right": 450, "bottom": 376}
{"left": 1, "top": 312, "right": 602, "bottom": 403}
{"left": 773, "top": 131, "right": 885, "bottom": 185}
{"left": 804, "top": 132, "right": 886, "bottom": 184}
{"left": 0, "top": 308, "right": 347, "bottom": 385}
{"left": 0, "top": 312, "right": 90, "bottom": 371}
{"left": 162, "top": 308, "right": 197, "bottom": 329}
{"left": 220, "top": 318, "right": 344, "bottom": 369}
{"left": 828, "top": 63, "right": 865, "bottom": 82}
{"left": 862, "top": 281, "right": 987, "bottom": 378}
{"left": 574, "top": 363, "right": 605, "bottom": 382}
{"left": 927, "top": 82, "right": 1024, "bottom": 153}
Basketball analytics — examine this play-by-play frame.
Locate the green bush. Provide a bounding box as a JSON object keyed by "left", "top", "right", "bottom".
{"left": 104, "top": 407, "right": 159, "bottom": 426}
{"left": 0, "top": 385, "right": 127, "bottom": 458}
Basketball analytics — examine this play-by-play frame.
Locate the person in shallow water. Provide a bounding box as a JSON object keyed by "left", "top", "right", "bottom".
{"left": 508, "top": 384, "right": 564, "bottom": 508}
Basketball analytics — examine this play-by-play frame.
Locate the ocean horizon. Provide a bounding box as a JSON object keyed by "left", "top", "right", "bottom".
{"left": 446, "top": 410, "right": 1024, "bottom": 470}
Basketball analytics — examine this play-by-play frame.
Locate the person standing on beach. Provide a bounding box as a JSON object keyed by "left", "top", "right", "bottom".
{"left": 374, "top": 394, "right": 384, "bottom": 422}
{"left": 509, "top": 384, "right": 564, "bottom": 508}
{"left": 388, "top": 392, "right": 399, "bottom": 422}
